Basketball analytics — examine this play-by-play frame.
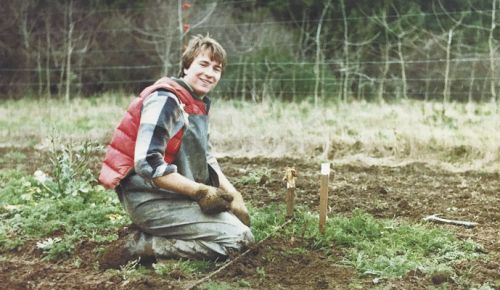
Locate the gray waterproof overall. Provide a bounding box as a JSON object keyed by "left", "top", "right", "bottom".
{"left": 117, "top": 113, "right": 254, "bottom": 260}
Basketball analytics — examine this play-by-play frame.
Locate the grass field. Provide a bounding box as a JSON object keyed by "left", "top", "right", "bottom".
{"left": 1, "top": 96, "right": 498, "bottom": 172}
{"left": 0, "top": 96, "right": 498, "bottom": 289}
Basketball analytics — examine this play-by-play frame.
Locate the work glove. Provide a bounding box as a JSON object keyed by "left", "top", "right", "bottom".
{"left": 194, "top": 184, "right": 233, "bottom": 214}
{"left": 228, "top": 191, "right": 251, "bottom": 227}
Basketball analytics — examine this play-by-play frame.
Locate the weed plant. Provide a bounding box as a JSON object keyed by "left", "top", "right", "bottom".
{"left": 0, "top": 141, "right": 128, "bottom": 260}
{"left": 202, "top": 281, "right": 232, "bottom": 290}
{"left": 233, "top": 168, "right": 270, "bottom": 187}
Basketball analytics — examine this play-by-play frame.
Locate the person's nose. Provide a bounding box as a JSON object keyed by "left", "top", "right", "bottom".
{"left": 203, "top": 66, "right": 216, "bottom": 80}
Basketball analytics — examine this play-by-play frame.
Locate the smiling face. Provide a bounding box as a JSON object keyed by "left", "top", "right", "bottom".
{"left": 181, "top": 51, "right": 222, "bottom": 96}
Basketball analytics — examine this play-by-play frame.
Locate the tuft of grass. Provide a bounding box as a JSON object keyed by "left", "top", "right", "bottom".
{"left": 0, "top": 151, "right": 27, "bottom": 163}
{"left": 250, "top": 205, "right": 483, "bottom": 278}
{"left": 203, "top": 281, "right": 233, "bottom": 290}
{"left": 249, "top": 204, "right": 286, "bottom": 241}
{"left": 233, "top": 168, "right": 270, "bottom": 186}
{"left": 112, "top": 259, "right": 150, "bottom": 282}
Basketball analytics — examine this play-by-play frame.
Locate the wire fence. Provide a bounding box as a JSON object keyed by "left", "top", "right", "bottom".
{"left": 2, "top": 7, "right": 499, "bottom": 36}
{"left": 2, "top": 56, "right": 500, "bottom": 72}
{"left": 2, "top": 2, "right": 499, "bottom": 102}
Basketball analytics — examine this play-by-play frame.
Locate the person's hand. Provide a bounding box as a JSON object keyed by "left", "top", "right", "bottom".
{"left": 194, "top": 184, "right": 233, "bottom": 214}
{"left": 228, "top": 191, "right": 251, "bottom": 226}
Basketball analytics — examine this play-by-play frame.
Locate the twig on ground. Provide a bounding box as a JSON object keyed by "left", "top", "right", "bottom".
{"left": 423, "top": 214, "right": 478, "bottom": 228}
{"left": 184, "top": 219, "right": 293, "bottom": 290}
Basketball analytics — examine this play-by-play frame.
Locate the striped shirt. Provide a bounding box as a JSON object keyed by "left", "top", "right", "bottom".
{"left": 133, "top": 81, "right": 220, "bottom": 181}
{"left": 134, "top": 90, "right": 184, "bottom": 180}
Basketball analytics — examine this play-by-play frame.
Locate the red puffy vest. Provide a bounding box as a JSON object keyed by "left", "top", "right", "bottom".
{"left": 98, "top": 77, "right": 207, "bottom": 189}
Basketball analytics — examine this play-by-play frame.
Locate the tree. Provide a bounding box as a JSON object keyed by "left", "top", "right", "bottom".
{"left": 434, "top": 0, "right": 466, "bottom": 113}
{"left": 314, "top": 0, "right": 331, "bottom": 106}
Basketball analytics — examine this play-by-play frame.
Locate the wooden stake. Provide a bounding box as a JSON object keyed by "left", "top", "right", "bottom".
{"left": 283, "top": 167, "right": 297, "bottom": 218}
{"left": 319, "top": 163, "right": 330, "bottom": 234}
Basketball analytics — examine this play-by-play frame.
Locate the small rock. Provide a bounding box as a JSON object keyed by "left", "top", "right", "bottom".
{"left": 377, "top": 186, "right": 388, "bottom": 195}
{"left": 398, "top": 200, "right": 410, "bottom": 210}
{"left": 431, "top": 272, "right": 451, "bottom": 285}
{"left": 316, "top": 279, "right": 329, "bottom": 289}
{"left": 169, "top": 269, "right": 185, "bottom": 279}
{"left": 259, "top": 174, "right": 269, "bottom": 186}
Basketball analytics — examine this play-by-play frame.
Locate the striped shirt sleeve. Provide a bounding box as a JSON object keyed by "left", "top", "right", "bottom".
{"left": 134, "top": 90, "right": 185, "bottom": 180}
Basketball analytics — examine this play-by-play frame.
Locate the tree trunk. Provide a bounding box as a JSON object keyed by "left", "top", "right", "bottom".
{"left": 341, "top": 0, "right": 349, "bottom": 103}
{"left": 241, "top": 58, "right": 247, "bottom": 101}
{"left": 292, "top": 65, "right": 296, "bottom": 102}
{"left": 443, "top": 29, "right": 453, "bottom": 114}
{"left": 314, "top": 0, "right": 330, "bottom": 106}
{"left": 424, "top": 51, "right": 430, "bottom": 101}
{"left": 233, "top": 55, "right": 241, "bottom": 101}
{"left": 251, "top": 62, "right": 256, "bottom": 102}
{"left": 178, "top": 0, "right": 184, "bottom": 58}
{"left": 397, "top": 38, "right": 407, "bottom": 100}
{"left": 161, "top": 34, "right": 173, "bottom": 76}
{"left": 356, "top": 64, "right": 362, "bottom": 100}
{"left": 20, "top": 9, "right": 32, "bottom": 91}
{"left": 488, "top": 0, "right": 497, "bottom": 103}
{"left": 45, "top": 14, "right": 52, "bottom": 99}
{"left": 468, "top": 61, "right": 476, "bottom": 104}
{"left": 65, "top": 1, "right": 74, "bottom": 103}
{"left": 377, "top": 41, "right": 389, "bottom": 103}
{"left": 36, "top": 40, "right": 43, "bottom": 97}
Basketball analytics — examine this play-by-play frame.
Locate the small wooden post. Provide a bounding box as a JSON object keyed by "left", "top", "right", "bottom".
{"left": 319, "top": 163, "right": 330, "bottom": 234}
{"left": 283, "top": 167, "right": 297, "bottom": 218}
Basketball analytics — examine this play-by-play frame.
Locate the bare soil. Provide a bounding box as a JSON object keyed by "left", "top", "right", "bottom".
{"left": 0, "top": 150, "right": 498, "bottom": 289}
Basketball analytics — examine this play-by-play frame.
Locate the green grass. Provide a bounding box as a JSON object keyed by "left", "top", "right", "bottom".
{"left": 249, "top": 204, "right": 286, "bottom": 241}
{"left": 250, "top": 205, "right": 483, "bottom": 279}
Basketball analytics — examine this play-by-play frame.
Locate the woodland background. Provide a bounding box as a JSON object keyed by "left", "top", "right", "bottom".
{"left": 1, "top": 0, "right": 499, "bottom": 106}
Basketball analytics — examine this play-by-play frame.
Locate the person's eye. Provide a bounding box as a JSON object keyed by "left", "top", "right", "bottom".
{"left": 214, "top": 66, "right": 222, "bottom": 72}
{"left": 199, "top": 61, "right": 209, "bottom": 67}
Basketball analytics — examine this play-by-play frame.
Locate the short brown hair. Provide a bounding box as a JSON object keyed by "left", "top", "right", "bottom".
{"left": 178, "top": 34, "right": 227, "bottom": 77}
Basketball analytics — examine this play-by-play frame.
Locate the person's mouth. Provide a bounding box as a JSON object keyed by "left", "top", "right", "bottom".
{"left": 200, "top": 78, "right": 213, "bottom": 85}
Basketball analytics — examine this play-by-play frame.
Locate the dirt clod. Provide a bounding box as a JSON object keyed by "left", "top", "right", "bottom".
{"left": 98, "top": 231, "right": 140, "bottom": 270}
{"left": 431, "top": 272, "right": 452, "bottom": 285}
